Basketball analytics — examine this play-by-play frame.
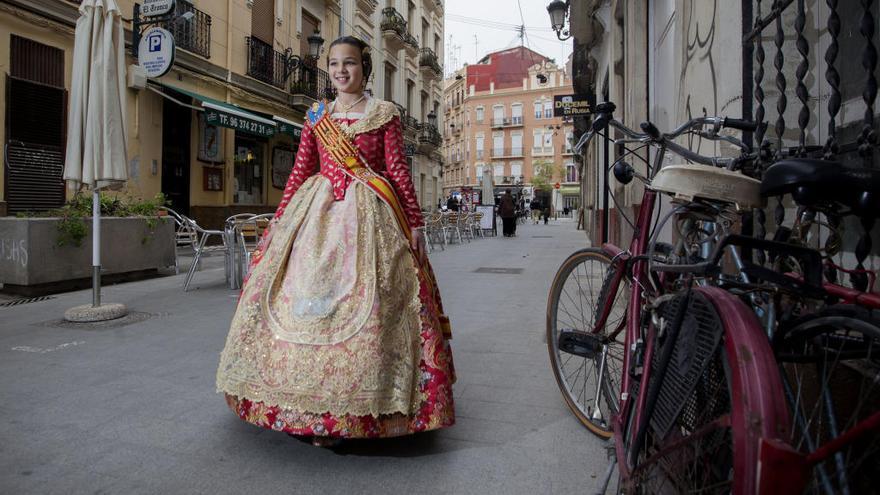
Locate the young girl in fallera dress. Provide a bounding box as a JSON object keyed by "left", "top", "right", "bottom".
{"left": 216, "top": 36, "right": 455, "bottom": 446}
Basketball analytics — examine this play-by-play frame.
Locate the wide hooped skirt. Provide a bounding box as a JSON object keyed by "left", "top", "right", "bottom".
{"left": 216, "top": 176, "right": 454, "bottom": 438}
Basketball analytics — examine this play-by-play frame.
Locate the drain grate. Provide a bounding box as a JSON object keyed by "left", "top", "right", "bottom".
{"left": 36, "top": 311, "right": 155, "bottom": 330}
{"left": 0, "top": 296, "right": 56, "bottom": 307}
{"left": 532, "top": 235, "right": 553, "bottom": 238}
{"left": 473, "top": 267, "right": 524, "bottom": 275}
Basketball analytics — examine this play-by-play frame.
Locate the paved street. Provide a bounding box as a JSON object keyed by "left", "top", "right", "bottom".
{"left": 0, "top": 218, "right": 611, "bottom": 495}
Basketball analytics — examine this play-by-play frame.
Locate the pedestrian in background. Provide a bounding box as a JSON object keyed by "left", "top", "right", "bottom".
{"left": 542, "top": 204, "right": 551, "bottom": 225}
{"left": 530, "top": 198, "right": 542, "bottom": 224}
{"left": 499, "top": 190, "right": 517, "bottom": 237}
{"left": 216, "top": 35, "right": 455, "bottom": 448}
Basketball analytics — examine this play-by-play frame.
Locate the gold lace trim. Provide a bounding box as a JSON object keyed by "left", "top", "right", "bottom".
{"left": 216, "top": 176, "right": 426, "bottom": 417}
{"left": 334, "top": 98, "right": 399, "bottom": 139}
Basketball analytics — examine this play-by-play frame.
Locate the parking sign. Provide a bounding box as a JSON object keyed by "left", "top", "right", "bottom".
{"left": 138, "top": 27, "right": 175, "bottom": 78}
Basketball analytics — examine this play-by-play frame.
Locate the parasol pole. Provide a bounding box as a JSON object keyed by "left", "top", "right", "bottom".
{"left": 92, "top": 188, "right": 101, "bottom": 307}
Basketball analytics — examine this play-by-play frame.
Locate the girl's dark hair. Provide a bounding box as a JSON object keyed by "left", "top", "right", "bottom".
{"left": 328, "top": 36, "right": 373, "bottom": 86}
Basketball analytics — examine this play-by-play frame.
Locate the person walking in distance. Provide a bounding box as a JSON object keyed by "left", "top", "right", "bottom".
{"left": 499, "top": 190, "right": 517, "bottom": 237}
{"left": 216, "top": 36, "right": 455, "bottom": 448}
{"left": 530, "top": 198, "right": 542, "bottom": 224}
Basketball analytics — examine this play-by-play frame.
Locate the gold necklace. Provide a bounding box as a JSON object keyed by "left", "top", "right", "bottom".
{"left": 336, "top": 94, "right": 366, "bottom": 113}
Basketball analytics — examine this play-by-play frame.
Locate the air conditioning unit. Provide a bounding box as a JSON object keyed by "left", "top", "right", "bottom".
{"left": 127, "top": 64, "right": 147, "bottom": 90}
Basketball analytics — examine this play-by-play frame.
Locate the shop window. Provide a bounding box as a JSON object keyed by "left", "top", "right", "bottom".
{"left": 234, "top": 137, "right": 265, "bottom": 204}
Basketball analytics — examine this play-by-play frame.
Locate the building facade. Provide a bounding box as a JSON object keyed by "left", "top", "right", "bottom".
{"left": 441, "top": 46, "right": 578, "bottom": 211}
{"left": 0, "top": 0, "right": 444, "bottom": 225}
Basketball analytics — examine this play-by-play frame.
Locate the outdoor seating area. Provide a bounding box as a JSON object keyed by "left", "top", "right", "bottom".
{"left": 160, "top": 207, "right": 272, "bottom": 291}
{"left": 418, "top": 210, "right": 495, "bottom": 253}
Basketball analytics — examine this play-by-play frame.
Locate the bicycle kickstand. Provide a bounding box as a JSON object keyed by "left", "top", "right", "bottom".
{"left": 594, "top": 451, "right": 617, "bottom": 495}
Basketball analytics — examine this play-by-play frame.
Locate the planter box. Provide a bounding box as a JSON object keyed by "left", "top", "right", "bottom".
{"left": 0, "top": 217, "right": 175, "bottom": 293}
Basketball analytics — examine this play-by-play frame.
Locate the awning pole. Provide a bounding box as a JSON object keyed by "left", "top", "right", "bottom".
{"left": 92, "top": 189, "right": 101, "bottom": 307}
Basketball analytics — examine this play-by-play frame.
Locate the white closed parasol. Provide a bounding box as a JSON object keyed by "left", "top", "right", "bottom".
{"left": 63, "top": 0, "right": 129, "bottom": 321}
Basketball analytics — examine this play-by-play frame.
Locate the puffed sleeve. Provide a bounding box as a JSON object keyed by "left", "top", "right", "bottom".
{"left": 273, "top": 120, "right": 319, "bottom": 220}
{"left": 383, "top": 115, "right": 424, "bottom": 228}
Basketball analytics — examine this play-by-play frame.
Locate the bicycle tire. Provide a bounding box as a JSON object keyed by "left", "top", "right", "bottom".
{"left": 629, "top": 287, "right": 790, "bottom": 494}
{"left": 774, "top": 305, "right": 880, "bottom": 495}
{"left": 547, "top": 248, "right": 628, "bottom": 438}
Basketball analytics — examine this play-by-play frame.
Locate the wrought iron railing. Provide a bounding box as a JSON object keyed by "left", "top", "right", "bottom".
{"left": 164, "top": 1, "right": 211, "bottom": 59}
{"left": 403, "top": 32, "right": 419, "bottom": 52}
{"left": 380, "top": 7, "right": 407, "bottom": 37}
{"left": 419, "top": 48, "right": 442, "bottom": 75}
{"left": 134, "top": 2, "right": 212, "bottom": 59}
{"left": 246, "top": 37, "right": 287, "bottom": 88}
{"left": 290, "top": 63, "right": 334, "bottom": 101}
{"left": 419, "top": 122, "right": 442, "bottom": 147}
{"left": 743, "top": 0, "right": 879, "bottom": 289}
{"left": 404, "top": 114, "right": 420, "bottom": 131}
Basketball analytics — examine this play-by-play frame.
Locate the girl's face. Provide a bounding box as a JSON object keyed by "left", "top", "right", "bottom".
{"left": 328, "top": 43, "right": 364, "bottom": 95}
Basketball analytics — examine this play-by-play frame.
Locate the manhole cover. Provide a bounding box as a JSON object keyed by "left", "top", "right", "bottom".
{"left": 473, "top": 267, "right": 524, "bottom": 274}
{"left": 36, "top": 311, "right": 155, "bottom": 330}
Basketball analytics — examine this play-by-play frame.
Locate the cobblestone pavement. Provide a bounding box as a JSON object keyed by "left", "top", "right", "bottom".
{"left": 0, "top": 217, "right": 611, "bottom": 494}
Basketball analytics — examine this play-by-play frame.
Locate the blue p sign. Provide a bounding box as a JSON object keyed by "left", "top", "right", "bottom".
{"left": 148, "top": 34, "right": 162, "bottom": 52}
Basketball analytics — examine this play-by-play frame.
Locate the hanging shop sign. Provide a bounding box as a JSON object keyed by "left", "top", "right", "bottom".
{"left": 553, "top": 94, "right": 594, "bottom": 118}
{"left": 141, "top": 0, "right": 176, "bottom": 17}
{"left": 138, "top": 27, "right": 175, "bottom": 78}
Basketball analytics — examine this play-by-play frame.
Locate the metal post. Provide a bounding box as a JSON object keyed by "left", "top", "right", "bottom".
{"left": 92, "top": 189, "right": 101, "bottom": 307}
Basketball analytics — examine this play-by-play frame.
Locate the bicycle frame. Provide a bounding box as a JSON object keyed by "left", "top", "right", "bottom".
{"left": 579, "top": 117, "right": 798, "bottom": 493}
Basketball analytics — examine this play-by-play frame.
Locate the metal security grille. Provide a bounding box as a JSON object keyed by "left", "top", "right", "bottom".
{"left": 5, "top": 75, "right": 66, "bottom": 214}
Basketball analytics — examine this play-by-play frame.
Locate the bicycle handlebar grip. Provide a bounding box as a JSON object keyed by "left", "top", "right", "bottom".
{"left": 723, "top": 118, "right": 758, "bottom": 132}
{"left": 640, "top": 121, "right": 661, "bottom": 139}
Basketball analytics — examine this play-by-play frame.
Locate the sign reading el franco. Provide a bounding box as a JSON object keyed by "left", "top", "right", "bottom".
{"left": 553, "top": 95, "right": 594, "bottom": 118}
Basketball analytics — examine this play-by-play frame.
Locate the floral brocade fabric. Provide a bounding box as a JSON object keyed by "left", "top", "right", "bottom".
{"left": 216, "top": 177, "right": 455, "bottom": 438}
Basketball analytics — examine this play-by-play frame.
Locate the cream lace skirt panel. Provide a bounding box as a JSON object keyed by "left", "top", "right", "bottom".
{"left": 216, "top": 176, "right": 423, "bottom": 417}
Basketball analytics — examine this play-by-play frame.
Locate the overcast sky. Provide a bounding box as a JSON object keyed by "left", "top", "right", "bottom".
{"left": 443, "top": 0, "right": 574, "bottom": 76}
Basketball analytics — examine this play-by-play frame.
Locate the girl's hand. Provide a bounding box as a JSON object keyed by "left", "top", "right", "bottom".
{"left": 411, "top": 227, "right": 427, "bottom": 264}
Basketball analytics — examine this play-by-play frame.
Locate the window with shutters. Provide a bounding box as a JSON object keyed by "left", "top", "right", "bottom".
{"left": 251, "top": 0, "right": 275, "bottom": 45}
{"left": 5, "top": 36, "right": 66, "bottom": 214}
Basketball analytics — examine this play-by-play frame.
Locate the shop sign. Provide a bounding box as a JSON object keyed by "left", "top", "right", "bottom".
{"left": 197, "top": 113, "right": 224, "bottom": 163}
{"left": 138, "top": 27, "right": 175, "bottom": 78}
{"left": 278, "top": 122, "right": 303, "bottom": 140}
{"left": 553, "top": 94, "right": 594, "bottom": 118}
{"left": 206, "top": 109, "right": 276, "bottom": 138}
{"left": 141, "top": 0, "right": 176, "bottom": 17}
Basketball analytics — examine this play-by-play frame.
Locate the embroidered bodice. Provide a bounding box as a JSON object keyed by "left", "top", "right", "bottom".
{"left": 274, "top": 98, "right": 424, "bottom": 228}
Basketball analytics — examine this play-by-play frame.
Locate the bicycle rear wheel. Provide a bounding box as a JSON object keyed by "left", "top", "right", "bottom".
{"left": 547, "top": 248, "right": 628, "bottom": 437}
{"left": 774, "top": 305, "right": 880, "bottom": 495}
{"left": 630, "top": 287, "right": 789, "bottom": 494}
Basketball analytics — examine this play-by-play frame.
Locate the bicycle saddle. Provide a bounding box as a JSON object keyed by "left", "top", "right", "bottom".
{"left": 760, "top": 159, "right": 880, "bottom": 217}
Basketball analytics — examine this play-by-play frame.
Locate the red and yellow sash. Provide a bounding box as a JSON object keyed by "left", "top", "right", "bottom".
{"left": 308, "top": 101, "right": 452, "bottom": 339}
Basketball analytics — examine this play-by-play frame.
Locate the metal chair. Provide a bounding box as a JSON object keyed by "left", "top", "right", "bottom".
{"left": 182, "top": 215, "right": 230, "bottom": 292}
{"left": 235, "top": 213, "right": 273, "bottom": 286}
{"left": 159, "top": 206, "right": 198, "bottom": 274}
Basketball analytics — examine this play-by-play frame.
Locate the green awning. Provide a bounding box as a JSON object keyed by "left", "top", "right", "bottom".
{"left": 560, "top": 186, "right": 580, "bottom": 195}
{"left": 273, "top": 116, "right": 303, "bottom": 141}
{"left": 154, "top": 83, "right": 277, "bottom": 138}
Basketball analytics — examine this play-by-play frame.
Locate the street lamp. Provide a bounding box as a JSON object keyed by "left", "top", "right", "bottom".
{"left": 307, "top": 30, "right": 325, "bottom": 59}
{"left": 427, "top": 110, "right": 437, "bottom": 127}
{"left": 547, "top": 0, "right": 571, "bottom": 41}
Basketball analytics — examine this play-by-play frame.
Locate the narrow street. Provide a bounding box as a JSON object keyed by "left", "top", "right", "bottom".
{"left": 0, "top": 218, "right": 610, "bottom": 494}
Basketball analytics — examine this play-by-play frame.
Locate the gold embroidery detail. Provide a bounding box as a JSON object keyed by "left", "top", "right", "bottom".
{"left": 216, "top": 176, "right": 426, "bottom": 417}
{"left": 335, "top": 99, "right": 399, "bottom": 138}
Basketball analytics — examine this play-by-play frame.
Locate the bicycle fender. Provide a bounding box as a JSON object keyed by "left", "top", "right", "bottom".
{"left": 694, "top": 287, "right": 793, "bottom": 495}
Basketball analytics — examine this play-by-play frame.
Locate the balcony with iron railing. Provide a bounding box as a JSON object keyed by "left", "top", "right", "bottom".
{"left": 135, "top": 1, "right": 212, "bottom": 59}
{"left": 419, "top": 48, "right": 443, "bottom": 80}
{"left": 290, "top": 63, "right": 333, "bottom": 103}
{"left": 402, "top": 32, "right": 419, "bottom": 56}
{"left": 418, "top": 122, "right": 442, "bottom": 150}
{"left": 380, "top": 8, "right": 407, "bottom": 52}
{"left": 246, "top": 37, "right": 289, "bottom": 89}
{"left": 491, "top": 117, "right": 523, "bottom": 128}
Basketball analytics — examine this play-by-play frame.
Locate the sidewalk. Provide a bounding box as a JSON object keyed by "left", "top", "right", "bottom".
{"left": 0, "top": 218, "right": 610, "bottom": 494}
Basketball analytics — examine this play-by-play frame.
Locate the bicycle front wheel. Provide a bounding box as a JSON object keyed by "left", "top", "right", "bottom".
{"left": 547, "top": 248, "right": 628, "bottom": 438}
{"left": 774, "top": 305, "right": 880, "bottom": 495}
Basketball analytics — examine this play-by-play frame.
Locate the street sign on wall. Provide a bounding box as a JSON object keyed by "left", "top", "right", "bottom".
{"left": 141, "top": 0, "right": 176, "bottom": 17}
{"left": 553, "top": 94, "right": 594, "bottom": 118}
{"left": 138, "top": 26, "right": 175, "bottom": 78}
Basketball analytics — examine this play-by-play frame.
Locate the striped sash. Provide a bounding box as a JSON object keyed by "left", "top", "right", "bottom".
{"left": 307, "top": 101, "right": 452, "bottom": 339}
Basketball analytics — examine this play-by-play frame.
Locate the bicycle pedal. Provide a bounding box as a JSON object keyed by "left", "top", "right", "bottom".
{"left": 558, "top": 329, "right": 603, "bottom": 358}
